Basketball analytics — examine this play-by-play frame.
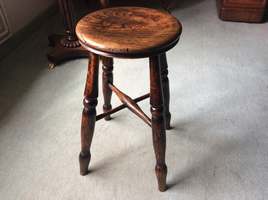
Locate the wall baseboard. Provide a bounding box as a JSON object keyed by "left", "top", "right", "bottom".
{"left": 0, "top": 3, "right": 58, "bottom": 61}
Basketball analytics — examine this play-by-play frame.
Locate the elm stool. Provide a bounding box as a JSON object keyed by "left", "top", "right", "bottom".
{"left": 75, "top": 7, "right": 182, "bottom": 192}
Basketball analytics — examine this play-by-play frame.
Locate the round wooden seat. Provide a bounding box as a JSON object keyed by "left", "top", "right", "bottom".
{"left": 76, "top": 7, "right": 182, "bottom": 58}
{"left": 77, "top": 6, "right": 183, "bottom": 192}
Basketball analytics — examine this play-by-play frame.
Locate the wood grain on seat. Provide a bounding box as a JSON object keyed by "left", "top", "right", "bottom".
{"left": 76, "top": 7, "right": 182, "bottom": 58}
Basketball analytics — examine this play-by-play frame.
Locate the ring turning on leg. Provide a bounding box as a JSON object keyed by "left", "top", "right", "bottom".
{"left": 102, "top": 57, "right": 114, "bottom": 121}
{"left": 79, "top": 53, "right": 99, "bottom": 175}
{"left": 150, "top": 55, "right": 168, "bottom": 192}
{"left": 160, "top": 53, "right": 171, "bottom": 130}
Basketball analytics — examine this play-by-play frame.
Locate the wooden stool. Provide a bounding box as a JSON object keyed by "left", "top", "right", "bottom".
{"left": 76, "top": 7, "right": 182, "bottom": 192}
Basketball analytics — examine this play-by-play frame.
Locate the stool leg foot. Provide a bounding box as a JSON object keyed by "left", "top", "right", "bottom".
{"left": 155, "top": 164, "right": 167, "bottom": 192}
{"left": 150, "top": 55, "right": 168, "bottom": 192}
{"left": 102, "top": 57, "right": 114, "bottom": 121}
{"left": 79, "top": 151, "right": 91, "bottom": 175}
{"left": 160, "top": 53, "right": 172, "bottom": 130}
{"left": 79, "top": 53, "right": 99, "bottom": 175}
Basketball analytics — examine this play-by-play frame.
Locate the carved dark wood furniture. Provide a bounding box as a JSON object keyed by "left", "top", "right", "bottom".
{"left": 217, "top": 0, "right": 267, "bottom": 22}
{"left": 76, "top": 7, "right": 182, "bottom": 192}
{"left": 47, "top": 0, "right": 110, "bottom": 69}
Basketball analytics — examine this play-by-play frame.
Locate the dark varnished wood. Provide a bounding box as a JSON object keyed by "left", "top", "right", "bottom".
{"left": 100, "top": 0, "right": 110, "bottom": 8}
{"left": 47, "top": 0, "right": 88, "bottom": 68}
{"left": 96, "top": 93, "right": 150, "bottom": 121}
{"left": 77, "top": 6, "right": 182, "bottom": 192}
{"left": 47, "top": 34, "right": 88, "bottom": 69}
{"left": 57, "top": 0, "right": 78, "bottom": 47}
{"left": 47, "top": 0, "right": 109, "bottom": 68}
{"left": 109, "top": 84, "right": 152, "bottom": 127}
{"left": 160, "top": 53, "right": 171, "bottom": 130}
{"left": 150, "top": 55, "right": 167, "bottom": 192}
{"left": 102, "top": 57, "right": 114, "bottom": 120}
{"left": 76, "top": 7, "right": 182, "bottom": 58}
{"left": 217, "top": 0, "right": 267, "bottom": 22}
{"left": 79, "top": 53, "right": 99, "bottom": 175}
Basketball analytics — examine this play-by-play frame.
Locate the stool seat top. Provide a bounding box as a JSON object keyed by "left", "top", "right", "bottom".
{"left": 76, "top": 7, "right": 182, "bottom": 58}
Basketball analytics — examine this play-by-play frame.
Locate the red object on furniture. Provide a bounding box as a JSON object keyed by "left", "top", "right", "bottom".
{"left": 217, "top": 0, "right": 267, "bottom": 22}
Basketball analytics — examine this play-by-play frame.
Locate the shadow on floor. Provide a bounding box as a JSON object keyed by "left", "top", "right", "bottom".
{"left": 0, "top": 14, "right": 60, "bottom": 127}
{"left": 81, "top": 87, "right": 253, "bottom": 193}
{"left": 167, "top": 118, "right": 239, "bottom": 190}
{"left": 166, "top": 92, "right": 253, "bottom": 191}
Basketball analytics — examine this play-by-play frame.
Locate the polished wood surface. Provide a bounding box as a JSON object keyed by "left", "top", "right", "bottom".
{"left": 48, "top": 0, "right": 265, "bottom": 67}
{"left": 47, "top": 0, "right": 109, "bottom": 68}
{"left": 218, "top": 0, "right": 267, "bottom": 22}
{"left": 150, "top": 55, "right": 167, "bottom": 192}
{"left": 109, "top": 83, "right": 152, "bottom": 127}
{"left": 76, "top": 7, "right": 182, "bottom": 58}
{"left": 102, "top": 57, "right": 113, "bottom": 120}
{"left": 100, "top": 0, "right": 110, "bottom": 8}
{"left": 47, "top": 0, "right": 88, "bottom": 69}
{"left": 77, "top": 6, "right": 182, "bottom": 191}
{"left": 160, "top": 53, "right": 171, "bottom": 130}
{"left": 79, "top": 53, "right": 99, "bottom": 175}
{"left": 96, "top": 93, "right": 150, "bottom": 121}
{"left": 47, "top": 34, "right": 88, "bottom": 69}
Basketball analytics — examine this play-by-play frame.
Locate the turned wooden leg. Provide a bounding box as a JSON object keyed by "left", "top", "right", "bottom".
{"left": 79, "top": 53, "right": 99, "bottom": 175}
{"left": 149, "top": 55, "right": 167, "bottom": 192}
{"left": 160, "top": 53, "right": 171, "bottom": 130}
{"left": 102, "top": 57, "right": 113, "bottom": 121}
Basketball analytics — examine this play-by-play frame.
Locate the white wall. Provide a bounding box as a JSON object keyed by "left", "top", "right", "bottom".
{"left": 1, "top": 0, "right": 54, "bottom": 34}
